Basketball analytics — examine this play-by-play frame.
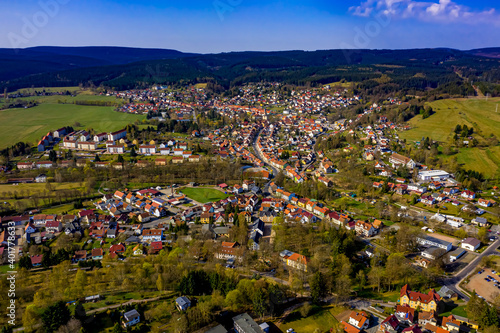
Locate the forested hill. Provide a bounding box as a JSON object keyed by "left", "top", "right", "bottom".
{"left": 2, "top": 47, "right": 500, "bottom": 95}
{"left": 0, "top": 46, "right": 197, "bottom": 82}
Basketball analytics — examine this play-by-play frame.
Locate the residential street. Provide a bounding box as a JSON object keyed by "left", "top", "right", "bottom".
{"left": 439, "top": 238, "right": 500, "bottom": 302}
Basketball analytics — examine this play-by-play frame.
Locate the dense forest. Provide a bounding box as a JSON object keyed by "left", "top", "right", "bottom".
{"left": 2, "top": 48, "right": 499, "bottom": 96}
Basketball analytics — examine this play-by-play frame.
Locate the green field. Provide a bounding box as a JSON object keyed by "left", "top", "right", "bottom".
{"left": 0, "top": 103, "right": 145, "bottom": 148}
{"left": 400, "top": 98, "right": 500, "bottom": 142}
{"left": 399, "top": 98, "right": 500, "bottom": 178}
{"left": 0, "top": 182, "right": 82, "bottom": 194}
{"left": 180, "top": 187, "right": 229, "bottom": 203}
{"left": 452, "top": 146, "right": 500, "bottom": 178}
{"left": 7, "top": 86, "right": 82, "bottom": 94}
{"left": 281, "top": 305, "right": 341, "bottom": 333}
{"left": 0, "top": 93, "right": 121, "bottom": 105}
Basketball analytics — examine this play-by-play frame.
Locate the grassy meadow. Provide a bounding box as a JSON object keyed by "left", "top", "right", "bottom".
{"left": 0, "top": 103, "right": 145, "bottom": 148}
{"left": 400, "top": 98, "right": 500, "bottom": 142}
{"left": 400, "top": 98, "right": 500, "bottom": 178}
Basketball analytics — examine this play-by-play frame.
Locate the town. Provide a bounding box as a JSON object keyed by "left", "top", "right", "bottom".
{"left": 0, "top": 81, "right": 499, "bottom": 333}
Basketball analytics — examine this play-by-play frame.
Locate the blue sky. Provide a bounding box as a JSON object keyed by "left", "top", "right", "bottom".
{"left": 0, "top": 0, "right": 499, "bottom": 52}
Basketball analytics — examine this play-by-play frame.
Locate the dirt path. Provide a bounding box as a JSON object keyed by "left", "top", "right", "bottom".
{"left": 87, "top": 296, "right": 161, "bottom": 314}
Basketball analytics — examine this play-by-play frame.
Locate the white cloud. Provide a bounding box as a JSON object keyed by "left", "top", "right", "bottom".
{"left": 350, "top": 0, "right": 499, "bottom": 25}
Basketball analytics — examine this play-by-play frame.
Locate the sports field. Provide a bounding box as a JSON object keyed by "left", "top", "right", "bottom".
{"left": 180, "top": 187, "right": 229, "bottom": 203}
{"left": 0, "top": 103, "right": 144, "bottom": 148}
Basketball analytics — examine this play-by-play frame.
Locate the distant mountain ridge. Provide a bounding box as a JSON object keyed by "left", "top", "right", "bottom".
{"left": 466, "top": 47, "right": 500, "bottom": 59}
{"left": 0, "top": 46, "right": 198, "bottom": 82}
{"left": 1, "top": 46, "right": 499, "bottom": 93}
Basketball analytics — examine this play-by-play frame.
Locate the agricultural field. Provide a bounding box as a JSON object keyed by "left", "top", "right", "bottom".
{"left": 400, "top": 98, "right": 500, "bottom": 143}
{"left": 180, "top": 187, "right": 229, "bottom": 203}
{"left": 0, "top": 182, "right": 82, "bottom": 195}
{"left": 0, "top": 103, "right": 145, "bottom": 148}
{"left": 6, "top": 86, "right": 82, "bottom": 94}
{"left": 0, "top": 93, "right": 122, "bottom": 105}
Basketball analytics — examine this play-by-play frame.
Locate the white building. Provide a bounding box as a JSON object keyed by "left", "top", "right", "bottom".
{"left": 417, "top": 236, "right": 452, "bottom": 252}
{"left": 418, "top": 170, "right": 450, "bottom": 182}
{"left": 108, "top": 129, "right": 127, "bottom": 142}
{"left": 461, "top": 238, "right": 481, "bottom": 251}
{"left": 139, "top": 145, "right": 157, "bottom": 155}
{"left": 107, "top": 145, "right": 125, "bottom": 154}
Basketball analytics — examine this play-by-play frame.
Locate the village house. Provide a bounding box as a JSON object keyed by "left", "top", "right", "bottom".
{"left": 122, "top": 309, "right": 140, "bottom": 328}
{"left": 281, "top": 250, "right": 309, "bottom": 272}
{"left": 142, "top": 229, "right": 162, "bottom": 242}
{"left": 380, "top": 315, "right": 400, "bottom": 333}
{"left": 355, "top": 220, "right": 376, "bottom": 237}
{"left": 215, "top": 241, "right": 242, "bottom": 262}
{"left": 348, "top": 311, "right": 369, "bottom": 330}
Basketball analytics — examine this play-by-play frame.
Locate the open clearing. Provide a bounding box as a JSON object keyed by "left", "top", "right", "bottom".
{"left": 400, "top": 98, "right": 500, "bottom": 178}
{"left": 400, "top": 98, "right": 500, "bottom": 143}
{"left": 0, "top": 182, "right": 82, "bottom": 195}
{"left": 0, "top": 103, "right": 144, "bottom": 148}
{"left": 180, "top": 187, "right": 229, "bottom": 204}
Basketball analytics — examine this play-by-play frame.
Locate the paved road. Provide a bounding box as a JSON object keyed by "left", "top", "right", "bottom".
{"left": 439, "top": 238, "right": 500, "bottom": 302}
{"left": 253, "top": 127, "right": 278, "bottom": 193}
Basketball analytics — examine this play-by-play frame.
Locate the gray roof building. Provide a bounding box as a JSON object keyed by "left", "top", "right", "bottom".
{"left": 233, "top": 313, "right": 263, "bottom": 333}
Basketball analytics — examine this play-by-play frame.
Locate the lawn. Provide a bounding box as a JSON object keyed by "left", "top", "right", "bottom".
{"left": 43, "top": 203, "right": 77, "bottom": 215}
{"left": 0, "top": 103, "right": 145, "bottom": 148}
{"left": 400, "top": 98, "right": 500, "bottom": 143}
{"left": 281, "top": 305, "right": 342, "bottom": 333}
{"left": 0, "top": 263, "right": 18, "bottom": 274}
{"left": 356, "top": 289, "right": 400, "bottom": 302}
{"left": 180, "top": 187, "right": 229, "bottom": 203}
{"left": 440, "top": 305, "right": 468, "bottom": 318}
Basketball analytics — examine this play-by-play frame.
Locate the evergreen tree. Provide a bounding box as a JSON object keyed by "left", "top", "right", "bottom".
{"left": 19, "top": 255, "right": 32, "bottom": 270}
{"left": 310, "top": 272, "right": 326, "bottom": 304}
{"left": 41, "top": 301, "right": 70, "bottom": 332}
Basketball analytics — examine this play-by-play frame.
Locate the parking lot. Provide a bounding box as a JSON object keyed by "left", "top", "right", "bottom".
{"left": 466, "top": 268, "right": 500, "bottom": 303}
